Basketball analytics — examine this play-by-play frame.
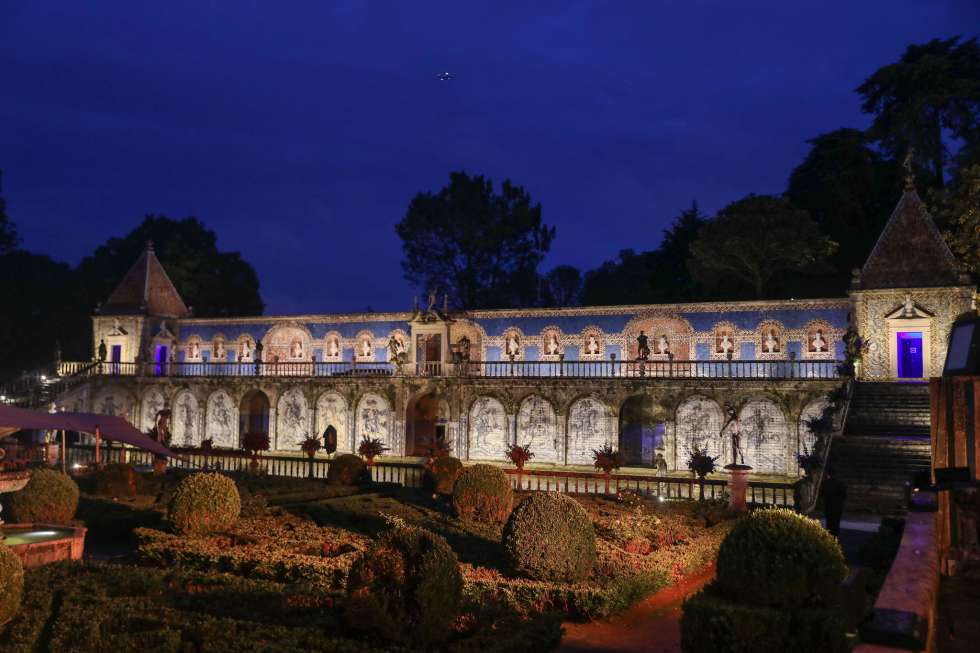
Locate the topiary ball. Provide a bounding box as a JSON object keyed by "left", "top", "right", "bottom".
{"left": 0, "top": 545, "right": 24, "bottom": 627}
{"left": 502, "top": 492, "right": 597, "bottom": 582}
{"left": 715, "top": 508, "right": 847, "bottom": 609}
{"left": 94, "top": 462, "right": 142, "bottom": 497}
{"left": 7, "top": 469, "right": 80, "bottom": 524}
{"left": 346, "top": 525, "right": 463, "bottom": 647}
{"left": 452, "top": 464, "right": 513, "bottom": 524}
{"left": 425, "top": 456, "right": 463, "bottom": 495}
{"left": 167, "top": 472, "right": 241, "bottom": 535}
{"left": 327, "top": 453, "right": 369, "bottom": 486}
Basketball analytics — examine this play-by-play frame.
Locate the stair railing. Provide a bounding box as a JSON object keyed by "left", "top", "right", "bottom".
{"left": 801, "top": 378, "right": 854, "bottom": 515}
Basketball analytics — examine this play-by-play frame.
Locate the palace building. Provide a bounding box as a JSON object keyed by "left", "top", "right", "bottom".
{"left": 51, "top": 182, "right": 976, "bottom": 479}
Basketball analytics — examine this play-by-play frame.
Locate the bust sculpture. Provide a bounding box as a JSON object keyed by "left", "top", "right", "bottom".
{"left": 719, "top": 333, "right": 733, "bottom": 354}
{"left": 547, "top": 334, "right": 559, "bottom": 355}
{"left": 812, "top": 329, "right": 827, "bottom": 352}
{"left": 765, "top": 330, "right": 778, "bottom": 353}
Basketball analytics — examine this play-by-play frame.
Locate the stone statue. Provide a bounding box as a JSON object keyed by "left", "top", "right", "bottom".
{"left": 328, "top": 337, "right": 339, "bottom": 357}
{"left": 458, "top": 336, "right": 471, "bottom": 361}
{"left": 655, "top": 451, "right": 668, "bottom": 476}
{"left": 636, "top": 331, "right": 650, "bottom": 359}
{"left": 426, "top": 288, "right": 437, "bottom": 313}
{"left": 657, "top": 334, "right": 669, "bottom": 355}
{"left": 215, "top": 340, "right": 226, "bottom": 361}
{"left": 506, "top": 334, "right": 520, "bottom": 357}
{"left": 190, "top": 341, "right": 200, "bottom": 360}
{"left": 240, "top": 340, "right": 252, "bottom": 361}
{"left": 547, "top": 334, "right": 560, "bottom": 355}
{"left": 154, "top": 409, "right": 173, "bottom": 447}
{"left": 255, "top": 340, "right": 264, "bottom": 360}
{"left": 765, "top": 330, "right": 778, "bottom": 353}
{"left": 811, "top": 329, "right": 827, "bottom": 352}
{"left": 902, "top": 294, "right": 915, "bottom": 317}
{"left": 721, "top": 403, "right": 745, "bottom": 466}
{"left": 719, "top": 333, "right": 733, "bottom": 354}
{"left": 98, "top": 339, "right": 107, "bottom": 362}
{"left": 291, "top": 340, "right": 304, "bottom": 359}
{"left": 587, "top": 335, "right": 599, "bottom": 355}
{"left": 388, "top": 337, "right": 405, "bottom": 363}
{"left": 361, "top": 338, "right": 372, "bottom": 358}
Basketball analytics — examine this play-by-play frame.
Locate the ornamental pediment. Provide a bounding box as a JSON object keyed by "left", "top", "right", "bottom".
{"left": 884, "top": 295, "right": 933, "bottom": 320}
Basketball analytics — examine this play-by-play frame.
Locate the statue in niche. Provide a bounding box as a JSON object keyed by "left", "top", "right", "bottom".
{"left": 655, "top": 451, "right": 668, "bottom": 476}
{"left": 255, "top": 340, "right": 264, "bottom": 361}
{"left": 189, "top": 341, "right": 200, "bottom": 360}
{"left": 546, "top": 333, "right": 560, "bottom": 356}
{"left": 506, "top": 333, "right": 520, "bottom": 357}
{"left": 290, "top": 339, "right": 304, "bottom": 359}
{"left": 636, "top": 331, "right": 650, "bottom": 359}
{"left": 361, "top": 338, "right": 372, "bottom": 358}
{"left": 811, "top": 329, "right": 827, "bottom": 352}
{"left": 327, "top": 337, "right": 340, "bottom": 358}
{"left": 214, "top": 340, "right": 226, "bottom": 361}
{"left": 765, "top": 330, "right": 779, "bottom": 353}
{"left": 458, "top": 336, "right": 471, "bottom": 361}
{"left": 240, "top": 339, "right": 252, "bottom": 361}
{"left": 657, "top": 334, "right": 670, "bottom": 356}
{"left": 902, "top": 294, "right": 915, "bottom": 318}
{"left": 427, "top": 289, "right": 437, "bottom": 313}
{"left": 153, "top": 409, "right": 172, "bottom": 447}
{"left": 587, "top": 335, "right": 600, "bottom": 355}
{"left": 388, "top": 336, "right": 406, "bottom": 363}
{"left": 98, "top": 339, "right": 107, "bottom": 361}
{"left": 718, "top": 333, "right": 733, "bottom": 355}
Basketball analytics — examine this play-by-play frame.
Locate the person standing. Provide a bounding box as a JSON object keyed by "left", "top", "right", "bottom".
{"left": 821, "top": 468, "right": 847, "bottom": 537}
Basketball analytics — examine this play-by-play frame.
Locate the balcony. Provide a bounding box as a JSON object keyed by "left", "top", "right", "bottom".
{"left": 56, "top": 357, "right": 841, "bottom": 380}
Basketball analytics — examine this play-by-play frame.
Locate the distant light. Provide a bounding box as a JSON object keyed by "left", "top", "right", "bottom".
{"left": 657, "top": 496, "right": 666, "bottom": 503}
{"left": 40, "top": 375, "right": 47, "bottom": 381}
{"left": 72, "top": 463, "right": 83, "bottom": 469}
{"left": 0, "top": 395, "right": 5, "bottom": 402}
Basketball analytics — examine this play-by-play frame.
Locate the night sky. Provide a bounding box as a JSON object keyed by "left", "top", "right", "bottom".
{"left": 3, "top": 2, "right": 978, "bottom": 315}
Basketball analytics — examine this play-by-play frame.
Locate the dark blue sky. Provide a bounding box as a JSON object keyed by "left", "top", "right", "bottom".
{"left": 3, "top": 1, "right": 978, "bottom": 315}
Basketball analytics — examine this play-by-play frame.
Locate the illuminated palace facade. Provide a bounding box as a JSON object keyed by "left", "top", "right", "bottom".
{"left": 57, "top": 185, "right": 975, "bottom": 477}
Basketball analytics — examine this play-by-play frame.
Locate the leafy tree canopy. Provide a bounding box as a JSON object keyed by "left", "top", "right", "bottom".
{"left": 0, "top": 187, "right": 18, "bottom": 255}
{"left": 75, "top": 215, "right": 264, "bottom": 318}
{"left": 858, "top": 36, "right": 980, "bottom": 187}
{"left": 581, "top": 202, "right": 706, "bottom": 306}
{"left": 787, "top": 128, "right": 899, "bottom": 281}
{"left": 930, "top": 163, "right": 980, "bottom": 280}
{"left": 688, "top": 195, "right": 837, "bottom": 299}
{"left": 540, "top": 265, "right": 583, "bottom": 307}
{"left": 396, "top": 172, "right": 555, "bottom": 309}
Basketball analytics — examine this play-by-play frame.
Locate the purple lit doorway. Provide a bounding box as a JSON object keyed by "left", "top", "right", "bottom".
{"left": 897, "top": 331, "right": 923, "bottom": 378}
{"left": 155, "top": 345, "right": 169, "bottom": 376}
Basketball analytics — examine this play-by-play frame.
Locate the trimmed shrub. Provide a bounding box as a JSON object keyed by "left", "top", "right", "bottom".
{"left": 452, "top": 463, "right": 513, "bottom": 524}
{"left": 0, "top": 545, "right": 24, "bottom": 627}
{"left": 715, "top": 508, "right": 846, "bottom": 609}
{"left": 502, "top": 492, "right": 597, "bottom": 582}
{"left": 93, "top": 463, "right": 142, "bottom": 497}
{"left": 345, "top": 524, "right": 463, "bottom": 647}
{"left": 7, "top": 469, "right": 79, "bottom": 524}
{"left": 327, "top": 454, "right": 369, "bottom": 486}
{"left": 681, "top": 583, "right": 847, "bottom": 653}
{"left": 167, "top": 473, "right": 241, "bottom": 535}
{"left": 424, "top": 456, "right": 463, "bottom": 495}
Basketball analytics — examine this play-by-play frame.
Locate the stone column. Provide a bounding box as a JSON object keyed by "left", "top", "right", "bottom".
{"left": 726, "top": 464, "right": 753, "bottom": 512}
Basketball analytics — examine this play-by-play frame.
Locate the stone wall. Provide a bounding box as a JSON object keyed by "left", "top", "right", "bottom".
{"left": 61, "top": 374, "right": 839, "bottom": 477}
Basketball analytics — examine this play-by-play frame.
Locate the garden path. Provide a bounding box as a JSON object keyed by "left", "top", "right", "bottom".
{"left": 557, "top": 564, "right": 714, "bottom": 653}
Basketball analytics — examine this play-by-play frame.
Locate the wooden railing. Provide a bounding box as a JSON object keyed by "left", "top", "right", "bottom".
{"left": 62, "top": 445, "right": 794, "bottom": 506}
{"left": 57, "top": 357, "right": 840, "bottom": 380}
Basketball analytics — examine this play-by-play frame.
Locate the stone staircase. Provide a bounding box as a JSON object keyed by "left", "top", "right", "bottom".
{"left": 830, "top": 383, "right": 932, "bottom": 514}
{"left": 830, "top": 382, "right": 932, "bottom": 514}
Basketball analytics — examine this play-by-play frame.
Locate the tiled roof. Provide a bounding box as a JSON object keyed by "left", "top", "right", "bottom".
{"left": 102, "top": 242, "right": 190, "bottom": 318}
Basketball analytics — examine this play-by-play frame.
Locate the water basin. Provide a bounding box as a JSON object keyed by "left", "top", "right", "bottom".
{"left": 3, "top": 527, "right": 77, "bottom": 546}
{"left": 1, "top": 523, "right": 87, "bottom": 567}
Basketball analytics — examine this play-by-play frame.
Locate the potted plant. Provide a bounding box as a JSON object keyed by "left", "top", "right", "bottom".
{"left": 686, "top": 446, "right": 719, "bottom": 501}
{"left": 592, "top": 443, "right": 624, "bottom": 494}
{"left": 505, "top": 443, "right": 534, "bottom": 490}
{"left": 357, "top": 437, "right": 389, "bottom": 467}
{"left": 301, "top": 435, "right": 322, "bottom": 478}
{"left": 241, "top": 432, "right": 270, "bottom": 474}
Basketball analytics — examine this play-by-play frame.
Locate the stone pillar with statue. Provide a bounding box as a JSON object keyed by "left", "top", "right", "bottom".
{"left": 721, "top": 402, "right": 752, "bottom": 512}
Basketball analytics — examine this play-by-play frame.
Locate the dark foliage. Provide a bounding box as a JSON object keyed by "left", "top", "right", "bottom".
{"left": 167, "top": 472, "right": 241, "bottom": 535}
{"left": 396, "top": 171, "right": 554, "bottom": 309}
{"left": 0, "top": 546, "right": 23, "bottom": 627}
{"left": 93, "top": 462, "right": 142, "bottom": 497}
{"left": 424, "top": 456, "right": 463, "bottom": 495}
{"left": 452, "top": 464, "right": 513, "bottom": 524}
{"left": 327, "top": 454, "right": 369, "bottom": 486}
{"left": 345, "top": 524, "right": 464, "bottom": 647}
{"left": 7, "top": 469, "right": 79, "bottom": 524}
{"left": 502, "top": 492, "right": 597, "bottom": 582}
